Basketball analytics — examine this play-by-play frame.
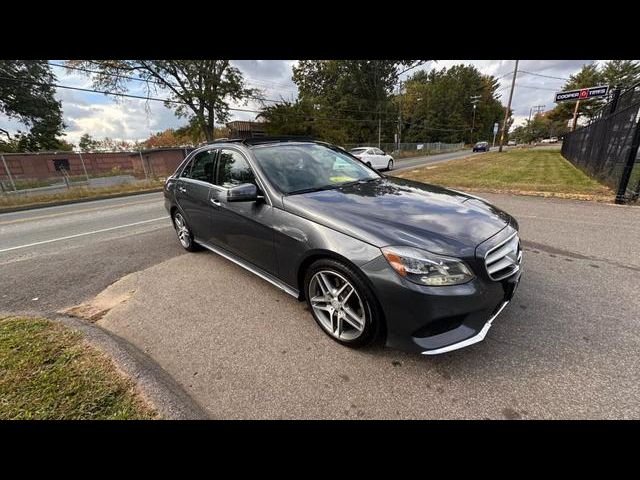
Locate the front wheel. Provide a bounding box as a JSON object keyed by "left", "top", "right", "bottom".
{"left": 387, "top": 159, "right": 393, "bottom": 171}
{"left": 304, "top": 259, "right": 382, "bottom": 348}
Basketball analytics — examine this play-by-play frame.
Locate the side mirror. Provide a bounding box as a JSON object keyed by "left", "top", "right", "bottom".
{"left": 227, "top": 183, "right": 259, "bottom": 202}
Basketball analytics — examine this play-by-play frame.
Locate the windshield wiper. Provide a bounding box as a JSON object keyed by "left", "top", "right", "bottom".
{"left": 286, "top": 178, "right": 379, "bottom": 196}
{"left": 286, "top": 184, "right": 340, "bottom": 196}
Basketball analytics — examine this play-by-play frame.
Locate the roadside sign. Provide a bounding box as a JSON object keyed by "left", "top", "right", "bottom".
{"left": 493, "top": 122, "right": 499, "bottom": 135}
{"left": 417, "top": 144, "right": 424, "bottom": 150}
{"left": 555, "top": 85, "right": 609, "bottom": 103}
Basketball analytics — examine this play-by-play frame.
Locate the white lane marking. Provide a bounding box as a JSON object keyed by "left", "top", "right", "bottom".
{"left": 0, "top": 198, "right": 161, "bottom": 226}
{"left": 0, "top": 216, "right": 169, "bottom": 253}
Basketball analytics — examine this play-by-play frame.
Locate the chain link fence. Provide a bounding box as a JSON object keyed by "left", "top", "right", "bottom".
{"left": 561, "top": 83, "right": 640, "bottom": 204}
{"left": 0, "top": 147, "right": 193, "bottom": 198}
{"left": 343, "top": 142, "right": 466, "bottom": 157}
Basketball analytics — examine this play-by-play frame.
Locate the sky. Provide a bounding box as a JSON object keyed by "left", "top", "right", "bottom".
{"left": 0, "top": 60, "right": 603, "bottom": 145}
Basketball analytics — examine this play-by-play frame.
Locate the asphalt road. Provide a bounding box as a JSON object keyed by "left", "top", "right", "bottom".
{"left": 1, "top": 181, "right": 638, "bottom": 419}
{"left": 0, "top": 192, "right": 181, "bottom": 315}
{"left": 393, "top": 148, "right": 482, "bottom": 171}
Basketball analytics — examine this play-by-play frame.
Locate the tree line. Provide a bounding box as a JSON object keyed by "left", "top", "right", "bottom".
{"left": 2, "top": 60, "right": 639, "bottom": 153}
{"left": 510, "top": 60, "right": 640, "bottom": 144}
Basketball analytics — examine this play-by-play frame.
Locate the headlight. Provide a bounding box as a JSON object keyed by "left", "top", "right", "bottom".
{"left": 381, "top": 246, "right": 475, "bottom": 286}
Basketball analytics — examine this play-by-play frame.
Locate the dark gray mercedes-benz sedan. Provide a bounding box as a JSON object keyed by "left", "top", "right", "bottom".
{"left": 164, "top": 137, "right": 523, "bottom": 355}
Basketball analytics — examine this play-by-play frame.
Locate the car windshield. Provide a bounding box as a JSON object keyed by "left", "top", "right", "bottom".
{"left": 253, "top": 143, "right": 381, "bottom": 195}
{"left": 475, "top": 142, "right": 487, "bottom": 146}
{"left": 349, "top": 148, "right": 367, "bottom": 154}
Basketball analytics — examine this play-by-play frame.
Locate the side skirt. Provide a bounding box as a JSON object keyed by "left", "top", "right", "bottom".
{"left": 194, "top": 238, "right": 300, "bottom": 299}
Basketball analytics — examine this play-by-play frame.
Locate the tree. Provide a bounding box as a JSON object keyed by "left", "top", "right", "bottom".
{"left": 67, "top": 60, "right": 258, "bottom": 142}
{"left": 548, "top": 60, "right": 640, "bottom": 124}
{"left": 78, "top": 133, "right": 100, "bottom": 152}
{"left": 0, "top": 60, "right": 67, "bottom": 152}
{"left": 551, "top": 63, "right": 604, "bottom": 122}
{"left": 601, "top": 60, "right": 640, "bottom": 91}
{"left": 400, "top": 65, "right": 505, "bottom": 144}
{"left": 284, "top": 60, "right": 426, "bottom": 144}
{"left": 510, "top": 114, "right": 569, "bottom": 144}
{"left": 260, "top": 100, "right": 324, "bottom": 139}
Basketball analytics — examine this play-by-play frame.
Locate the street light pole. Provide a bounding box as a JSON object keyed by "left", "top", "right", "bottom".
{"left": 472, "top": 104, "right": 477, "bottom": 143}
{"left": 470, "top": 95, "right": 480, "bottom": 144}
{"left": 499, "top": 59, "right": 519, "bottom": 153}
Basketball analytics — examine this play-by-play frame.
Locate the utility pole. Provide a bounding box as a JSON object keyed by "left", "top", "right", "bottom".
{"left": 470, "top": 95, "right": 481, "bottom": 144}
{"left": 528, "top": 104, "right": 545, "bottom": 123}
{"left": 499, "top": 59, "right": 519, "bottom": 153}
{"left": 378, "top": 116, "right": 381, "bottom": 149}
{"left": 571, "top": 100, "right": 581, "bottom": 131}
{"left": 396, "top": 81, "right": 402, "bottom": 153}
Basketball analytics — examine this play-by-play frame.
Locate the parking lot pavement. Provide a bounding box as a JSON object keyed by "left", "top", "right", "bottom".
{"left": 94, "top": 194, "right": 640, "bottom": 419}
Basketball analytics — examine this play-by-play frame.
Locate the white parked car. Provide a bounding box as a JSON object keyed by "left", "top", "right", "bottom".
{"left": 349, "top": 147, "right": 394, "bottom": 171}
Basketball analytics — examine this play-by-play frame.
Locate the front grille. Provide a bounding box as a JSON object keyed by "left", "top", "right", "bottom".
{"left": 484, "top": 232, "right": 522, "bottom": 281}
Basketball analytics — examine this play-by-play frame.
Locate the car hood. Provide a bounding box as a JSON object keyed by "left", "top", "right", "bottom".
{"left": 282, "top": 177, "right": 514, "bottom": 257}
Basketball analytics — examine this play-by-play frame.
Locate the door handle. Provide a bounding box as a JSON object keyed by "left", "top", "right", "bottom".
{"left": 210, "top": 198, "right": 221, "bottom": 206}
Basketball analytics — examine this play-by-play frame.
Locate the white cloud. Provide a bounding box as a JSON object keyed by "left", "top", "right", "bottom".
{"left": 0, "top": 60, "right": 621, "bottom": 143}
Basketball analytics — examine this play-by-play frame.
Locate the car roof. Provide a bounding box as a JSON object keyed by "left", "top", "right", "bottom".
{"left": 207, "top": 136, "right": 316, "bottom": 149}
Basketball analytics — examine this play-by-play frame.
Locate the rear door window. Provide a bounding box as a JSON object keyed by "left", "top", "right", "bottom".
{"left": 188, "top": 149, "right": 216, "bottom": 183}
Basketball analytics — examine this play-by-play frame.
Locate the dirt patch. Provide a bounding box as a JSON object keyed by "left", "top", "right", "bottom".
{"left": 61, "top": 273, "right": 139, "bottom": 322}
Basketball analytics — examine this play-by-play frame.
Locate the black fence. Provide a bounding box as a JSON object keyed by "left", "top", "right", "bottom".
{"left": 561, "top": 83, "right": 640, "bottom": 204}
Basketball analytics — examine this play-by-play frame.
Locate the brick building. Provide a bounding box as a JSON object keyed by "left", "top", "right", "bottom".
{"left": 226, "top": 120, "right": 267, "bottom": 139}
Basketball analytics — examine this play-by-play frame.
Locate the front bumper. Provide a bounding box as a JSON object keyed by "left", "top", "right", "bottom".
{"left": 360, "top": 236, "right": 522, "bottom": 355}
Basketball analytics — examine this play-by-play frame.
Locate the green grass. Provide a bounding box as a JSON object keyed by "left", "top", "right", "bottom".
{"left": 0, "top": 317, "right": 158, "bottom": 420}
{"left": 394, "top": 149, "right": 614, "bottom": 200}
{"left": 0, "top": 180, "right": 164, "bottom": 210}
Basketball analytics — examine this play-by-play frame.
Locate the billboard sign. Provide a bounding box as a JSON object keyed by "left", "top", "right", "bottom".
{"left": 555, "top": 85, "right": 609, "bottom": 103}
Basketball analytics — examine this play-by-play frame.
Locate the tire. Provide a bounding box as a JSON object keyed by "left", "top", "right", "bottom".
{"left": 387, "top": 159, "right": 393, "bottom": 171}
{"left": 172, "top": 211, "right": 200, "bottom": 252}
{"left": 304, "top": 258, "right": 383, "bottom": 348}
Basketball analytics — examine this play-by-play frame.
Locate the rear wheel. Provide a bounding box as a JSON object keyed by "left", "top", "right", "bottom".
{"left": 172, "top": 211, "right": 200, "bottom": 252}
{"left": 304, "top": 258, "right": 382, "bottom": 348}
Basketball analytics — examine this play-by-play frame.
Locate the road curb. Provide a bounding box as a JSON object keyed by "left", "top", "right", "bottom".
{"left": 0, "top": 188, "right": 164, "bottom": 215}
{"left": 52, "top": 313, "right": 209, "bottom": 420}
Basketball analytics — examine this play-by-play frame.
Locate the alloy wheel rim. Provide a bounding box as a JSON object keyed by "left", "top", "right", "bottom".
{"left": 174, "top": 214, "right": 191, "bottom": 248}
{"left": 309, "top": 270, "right": 366, "bottom": 341}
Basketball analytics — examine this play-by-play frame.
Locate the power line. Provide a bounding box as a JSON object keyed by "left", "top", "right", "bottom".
{"left": 494, "top": 70, "right": 516, "bottom": 81}
{"left": 0, "top": 74, "right": 428, "bottom": 126}
{"left": 518, "top": 69, "right": 570, "bottom": 81}
{"left": 46, "top": 61, "right": 408, "bottom": 118}
{"left": 516, "top": 84, "right": 559, "bottom": 91}
{"left": 46, "top": 61, "right": 291, "bottom": 105}
{"left": 0, "top": 74, "right": 261, "bottom": 114}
